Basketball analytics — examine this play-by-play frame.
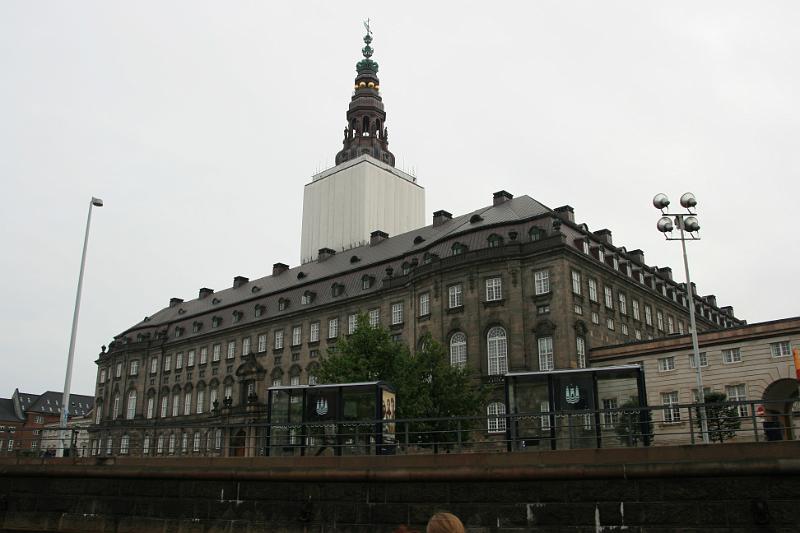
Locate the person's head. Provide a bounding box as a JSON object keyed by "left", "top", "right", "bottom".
{"left": 426, "top": 512, "right": 465, "bottom": 533}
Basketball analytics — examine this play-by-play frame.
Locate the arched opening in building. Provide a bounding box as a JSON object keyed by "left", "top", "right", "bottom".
{"left": 230, "top": 429, "right": 246, "bottom": 457}
{"left": 761, "top": 378, "right": 799, "bottom": 441}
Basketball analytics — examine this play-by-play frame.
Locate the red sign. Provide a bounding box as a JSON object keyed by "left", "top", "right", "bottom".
{"left": 794, "top": 347, "right": 800, "bottom": 381}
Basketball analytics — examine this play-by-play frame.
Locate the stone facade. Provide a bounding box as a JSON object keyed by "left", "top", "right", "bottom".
{"left": 90, "top": 195, "right": 742, "bottom": 457}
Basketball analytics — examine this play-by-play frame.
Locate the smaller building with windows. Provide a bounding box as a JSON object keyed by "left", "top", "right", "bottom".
{"left": 590, "top": 316, "right": 800, "bottom": 444}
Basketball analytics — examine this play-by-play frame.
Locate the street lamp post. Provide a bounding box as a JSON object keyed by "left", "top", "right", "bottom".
{"left": 58, "top": 196, "right": 103, "bottom": 457}
{"left": 653, "top": 192, "right": 709, "bottom": 444}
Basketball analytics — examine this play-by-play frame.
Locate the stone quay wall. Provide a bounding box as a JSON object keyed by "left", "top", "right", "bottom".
{"left": 1, "top": 442, "right": 799, "bottom": 532}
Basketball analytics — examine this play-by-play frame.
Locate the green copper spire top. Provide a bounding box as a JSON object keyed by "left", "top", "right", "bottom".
{"left": 356, "top": 19, "right": 379, "bottom": 74}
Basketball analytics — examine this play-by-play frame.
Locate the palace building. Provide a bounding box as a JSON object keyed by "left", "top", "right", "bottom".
{"left": 89, "top": 29, "right": 744, "bottom": 457}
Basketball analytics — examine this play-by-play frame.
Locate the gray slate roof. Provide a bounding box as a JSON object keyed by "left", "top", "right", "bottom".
{"left": 26, "top": 391, "right": 94, "bottom": 417}
{"left": 0, "top": 398, "right": 18, "bottom": 422}
{"left": 121, "top": 195, "right": 552, "bottom": 335}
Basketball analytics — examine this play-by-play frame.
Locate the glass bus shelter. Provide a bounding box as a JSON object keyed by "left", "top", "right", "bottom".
{"left": 504, "top": 365, "right": 648, "bottom": 450}
{"left": 265, "top": 381, "right": 395, "bottom": 456}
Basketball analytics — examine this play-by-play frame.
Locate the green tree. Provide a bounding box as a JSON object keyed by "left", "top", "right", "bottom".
{"left": 614, "top": 398, "right": 653, "bottom": 447}
{"left": 317, "top": 314, "right": 485, "bottom": 448}
{"left": 696, "top": 391, "right": 741, "bottom": 443}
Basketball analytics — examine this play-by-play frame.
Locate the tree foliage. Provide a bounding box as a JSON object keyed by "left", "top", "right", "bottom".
{"left": 614, "top": 398, "right": 653, "bottom": 447}
{"left": 317, "top": 314, "right": 486, "bottom": 445}
{"left": 696, "top": 391, "right": 741, "bottom": 443}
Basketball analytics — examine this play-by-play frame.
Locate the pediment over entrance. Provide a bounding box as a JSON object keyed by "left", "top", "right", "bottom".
{"left": 235, "top": 354, "right": 266, "bottom": 378}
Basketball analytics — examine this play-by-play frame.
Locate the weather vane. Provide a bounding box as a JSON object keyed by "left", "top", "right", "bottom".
{"left": 363, "top": 18, "right": 372, "bottom": 36}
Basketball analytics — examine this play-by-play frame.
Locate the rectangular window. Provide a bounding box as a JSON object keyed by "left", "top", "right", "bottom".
{"left": 160, "top": 396, "right": 168, "bottom": 418}
{"left": 196, "top": 390, "right": 204, "bottom": 414}
{"left": 607, "top": 317, "right": 615, "bottom": 331}
{"left": 632, "top": 300, "right": 640, "bottom": 321}
{"left": 534, "top": 270, "right": 550, "bottom": 295}
{"left": 574, "top": 303, "right": 583, "bottom": 315}
{"left": 722, "top": 348, "right": 741, "bottom": 364}
{"left": 656, "top": 311, "right": 664, "bottom": 331}
{"left": 292, "top": 326, "right": 302, "bottom": 346}
{"left": 667, "top": 316, "right": 674, "bottom": 334}
{"left": 193, "top": 432, "right": 200, "bottom": 452}
{"left": 200, "top": 347, "right": 208, "bottom": 364}
{"left": 150, "top": 358, "right": 158, "bottom": 374}
{"left": 771, "top": 341, "right": 791, "bottom": 357}
{"left": 576, "top": 337, "right": 586, "bottom": 369}
{"left": 129, "top": 360, "right": 139, "bottom": 376}
{"left": 274, "top": 330, "right": 284, "bottom": 350}
{"left": 172, "top": 394, "right": 180, "bottom": 417}
{"left": 689, "top": 352, "right": 708, "bottom": 368}
{"left": 310, "top": 322, "right": 320, "bottom": 342}
{"left": 485, "top": 277, "right": 503, "bottom": 301}
{"left": 419, "top": 292, "right": 430, "bottom": 316}
{"left": 644, "top": 305, "right": 653, "bottom": 326}
{"left": 227, "top": 341, "right": 236, "bottom": 359}
{"left": 604, "top": 287, "right": 613, "bottom": 308}
{"left": 588, "top": 279, "right": 598, "bottom": 302}
{"left": 187, "top": 350, "right": 195, "bottom": 367}
{"left": 368, "top": 308, "right": 380, "bottom": 327}
{"left": 635, "top": 329, "right": 642, "bottom": 340}
{"left": 242, "top": 338, "right": 250, "bottom": 356}
{"left": 618, "top": 294, "right": 627, "bottom": 315}
{"left": 661, "top": 391, "right": 681, "bottom": 423}
{"left": 658, "top": 356, "right": 676, "bottom": 372}
{"left": 348, "top": 314, "right": 358, "bottom": 334}
{"left": 164, "top": 355, "right": 172, "bottom": 372}
{"left": 448, "top": 284, "right": 464, "bottom": 308}
{"left": 591, "top": 311, "right": 599, "bottom": 324}
{"left": 391, "top": 302, "right": 404, "bottom": 325}
{"left": 115, "top": 362, "right": 122, "bottom": 378}
{"left": 176, "top": 352, "right": 183, "bottom": 369}
{"left": 678, "top": 321, "right": 685, "bottom": 334}
{"left": 571, "top": 270, "right": 581, "bottom": 295}
{"left": 183, "top": 392, "right": 191, "bottom": 416}
{"left": 328, "top": 318, "right": 339, "bottom": 338}
{"left": 537, "top": 304, "right": 550, "bottom": 314}
{"left": 257, "top": 334, "right": 267, "bottom": 352}
{"left": 538, "top": 336, "right": 554, "bottom": 371}
{"left": 602, "top": 398, "right": 619, "bottom": 428}
{"left": 212, "top": 344, "right": 221, "bottom": 362}
{"left": 726, "top": 384, "right": 748, "bottom": 417}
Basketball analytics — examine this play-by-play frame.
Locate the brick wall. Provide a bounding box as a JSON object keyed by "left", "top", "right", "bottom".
{"left": 1, "top": 442, "right": 798, "bottom": 532}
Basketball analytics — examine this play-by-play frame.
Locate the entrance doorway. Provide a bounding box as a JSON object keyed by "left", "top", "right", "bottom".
{"left": 230, "top": 429, "right": 246, "bottom": 457}
{"left": 761, "top": 378, "right": 799, "bottom": 441}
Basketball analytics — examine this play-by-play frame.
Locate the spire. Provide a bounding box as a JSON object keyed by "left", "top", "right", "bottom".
{"left": 335, "top": 21, "right": 395, "bottom": 167}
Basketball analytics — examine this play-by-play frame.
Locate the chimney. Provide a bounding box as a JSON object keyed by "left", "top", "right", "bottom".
{"left": 493, "top": 190, "right": 513, "bottom": 206}
{"left": 594, "top": 229, "right": 613, "bottom": 245}
{"left": 272, "top": 263, "right": 289, "bottom": 276}
{"left": 553, "top": 205, "right": 575, "bottom": 223}
{"left": 198, "top": 287, "right": 214, "bottom": 299}
{"left": 628, "top": 249, "right": 645, "bottom": 264}
{"left": 657, "top": 267, "right": 672, "bottom": 281}
{"left": 370, "top": 230, "right": 389, "bottom": 245}
{"left": 720, "top": 305, "right": 734, "bottom": 316}
{"left": 433, "top": 210, "right": 452, "bottom": 227}
{"left": 169, "top": 297, "right": 183, "bottom": 308}
{"left": 318, "top": 248, "right": 336, "bottom": 261}
{"left": 706, "top": 295, "right": 717, "bottom": 307}
{"left": 233, "top": 276, "right": 249, "bottom": 289}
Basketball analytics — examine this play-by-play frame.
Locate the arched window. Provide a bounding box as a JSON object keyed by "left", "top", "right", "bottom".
{"left": 487, "top": 402, "right": 507, "bottom": 433}
{"left": 451, "top": 242, "right": 468, "bottom": 255}
{"left": 126, "top": 390, "right": 137, "bottom": 420}
{"left": 94, "top": 400, "right": 103, "bottom": 424}
{"left": 450, "top": 332, "right": 467, "bottom": 368}
{"left": 487, "top": 327, "right": 508, "bottom": 375}
{"left": 529, "top": 227, "right": 543, "bottom": 241}
{"left": 112, "top": 393, "right": 121, "bottom": 419}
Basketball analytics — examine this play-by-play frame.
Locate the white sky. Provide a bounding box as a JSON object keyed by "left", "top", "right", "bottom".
{"left": 1, "top": 1, "right": 798, "bottom": 398}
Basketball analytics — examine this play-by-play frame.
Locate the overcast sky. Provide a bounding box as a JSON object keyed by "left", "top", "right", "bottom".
{"left": 1, "top": 1, "right": 798, "bottom": 398}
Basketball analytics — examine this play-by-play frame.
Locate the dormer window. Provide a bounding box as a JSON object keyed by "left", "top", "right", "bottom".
{"left": 297, "top": 272, "right": 306, "bottom": 279}
{"left": 278, "top": 298, "right": 289, "bottom": 311}
{"left": 301, "top": 291, "right": 316, "bottom": 305}
{"left": 232, "top": 311, "right": 243, "bottom": 323}
{"left": 582, "top": 240, "right": 590, "bottom": 254}
{"left": 212, "top": 297, "right": 221, "bottom": 305}
{"left": 469, "top": 214, "right": 484, "bottom": 223}
{"left": 362, "top": 275, "right": 375, "bottom": 290}
{"left": 612, "top": 256, "right": 619, "bottom": 270}
{"left": 332, "top": 283, "right": 345, "bottom": 297}
{"left": 413, "top": 235, "right": 425, "bottom": 245}
{"left": 174, "top": 327, "right": 185, "bottom": 338}
{"left": 211, "top": 316, "right": 222, "bottom": 328}
{"left": 626, "top": 263, "right": 632, "bottom": 277}
{"left": 529, "top": 227, "right": 543, "bottom": 241}
{"left": 597, "top": 248, "right": 605, "bottom": 263}
{"left": 192, "top": 321, "right": 202, "bottom": 333}
{"left": 487, "top": 234, "right": 504, "bottom": 248}
{"left": 254, "top": 304, "right": 265, "bottom": 317}
{"left": 452, "top": 242, "right": 468, "bottom": 256}
{"left": 136, "top": 334, "right": 144, "bottom": 342}
{"left": 251, "top": 286, "right": 261, "bottom": 293}
{"left": 638, "top": 271, "right": 645, "bottom": 284}
{"left": 401, "top": 262, "right": 411, "bottom": 276}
